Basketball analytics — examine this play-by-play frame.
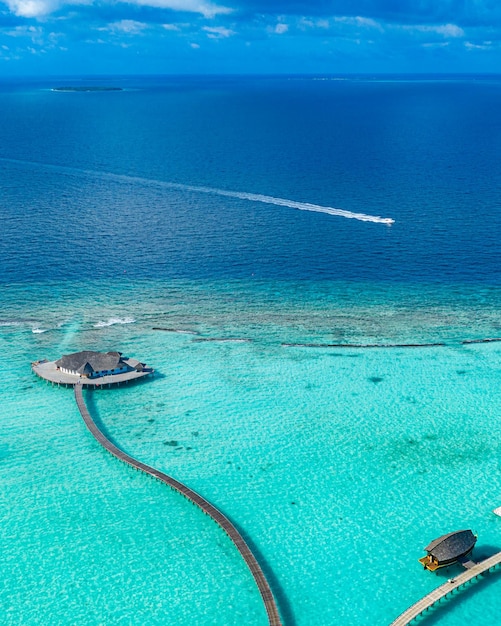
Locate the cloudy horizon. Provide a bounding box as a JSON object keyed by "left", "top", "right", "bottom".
{"left": 1, "top": 1, "right": 501, "bottom": 75}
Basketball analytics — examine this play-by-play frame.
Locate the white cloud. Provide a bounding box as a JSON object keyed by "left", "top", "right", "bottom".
{"left": 0, "top": 48, "right": 21, "bottom": 60}
{"left": 48, "top": 30, "right": 63, "bottom": 42}
{"left": 190, "top": 42, "right": 200, "bottom": 48}
{"left": 5, "top": 0, "right": 57, "bottom": 18}
{"left": 436, "top": 24, "right": 464, "bottom": 37}
{"left": 298, "top": 18, "right": 313, "bottom": 29}
{"left": 465, "top": 41, "right": 492, "bottom": 50}
{"left": 162, "top": 23, "right": 180, "bottom": 31}
{"left": 105, "top": 19, "right": 147, "bottom": 34}
{"left": 422, "top": 41, "right": 449, "bottom": 48}
{"left": 316, "top": 19, "right": 329, "bottom": 29}
{"left": 6, "top": 25, "right": 46, "bottom": 43}
{"left": 275, "top": 23, "right": 288, "bottom": 34}
{"left": 405, "top": 23, "right": 464, "bottom": 38}
{"left": 203, "top": 25, "right": 234, "bottom": 38}
{"left": 298, "top": 17, "right": 330, "bottom": 31}
{"left": 127, "top": 0, "right": 231, "bottom": 18}
{"left": 4, "top": 23, "right": 63, "bottom": 56}
{"left": 354, "top": 16, "right": 380, "bottom": 28}
{"left": 335, "top": 16, "right": 382, "bottom": 29}
{"left": 3, "top": 0, "right": 231, "bottom": 18}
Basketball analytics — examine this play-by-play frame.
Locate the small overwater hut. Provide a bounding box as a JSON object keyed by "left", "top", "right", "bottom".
{"left": 419, "top": 530, "right": 477, "bottom": 571}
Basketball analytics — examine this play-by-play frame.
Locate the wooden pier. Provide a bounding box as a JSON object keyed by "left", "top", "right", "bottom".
{"left": 74, "top": 382, "right": 282, "bottom": 626}
{"left": 390, "top": 551, "right": 501, "bottom": 625}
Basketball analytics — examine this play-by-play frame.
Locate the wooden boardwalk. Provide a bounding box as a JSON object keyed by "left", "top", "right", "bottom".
{"left": 390, "top": 551, "right": 501, "bottom": 625}
{"left": 74, "top": 382, "right": 282, "bottom": 626}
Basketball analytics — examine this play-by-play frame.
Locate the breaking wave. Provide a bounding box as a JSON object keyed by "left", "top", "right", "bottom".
{"left": 94, "top": 317, "right": 136, "bottom": 328}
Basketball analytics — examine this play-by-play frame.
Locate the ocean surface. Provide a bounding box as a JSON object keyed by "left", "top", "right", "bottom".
{"left": 1, "top": 74, "right": 501, "bottom": 625}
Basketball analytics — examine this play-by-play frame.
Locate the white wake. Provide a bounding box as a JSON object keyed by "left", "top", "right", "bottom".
{"left": 0, "top": 158, "right": 395, "bottom": 225}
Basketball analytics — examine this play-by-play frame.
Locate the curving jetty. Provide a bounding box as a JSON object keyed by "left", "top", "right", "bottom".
{"left": 390, "top": 551, "right": 501, "bottom": 625}
{"left": 74, "top": 382, "right": 282, "bottom": 626}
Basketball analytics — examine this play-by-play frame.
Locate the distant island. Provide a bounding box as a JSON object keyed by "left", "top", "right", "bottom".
{"left": 51, "top": 86, "right": 123, "bottom": 92}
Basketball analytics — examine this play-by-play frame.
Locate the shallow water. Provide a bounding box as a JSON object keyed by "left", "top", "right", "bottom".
{"left": 1, "top": 280, "right": 501, "bottom": 625}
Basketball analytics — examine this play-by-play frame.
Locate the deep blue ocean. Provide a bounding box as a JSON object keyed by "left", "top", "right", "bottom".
{"left": 1, "top": 75, "right": 501, "bottom": 626}
{"left": 1, "top": 75, "right": 501, "bottom": 285}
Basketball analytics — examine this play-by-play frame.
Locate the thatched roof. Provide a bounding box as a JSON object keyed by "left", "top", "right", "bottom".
{"left": 425, "top": 530, "right": 476, "bottom": 562}
{"left": 55, "top": 351, "right": 126, "bottom": 374}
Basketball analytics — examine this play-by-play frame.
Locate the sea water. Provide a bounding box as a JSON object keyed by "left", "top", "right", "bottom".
{"left": 1, "top": 75, "right": 501, "bottom": 625}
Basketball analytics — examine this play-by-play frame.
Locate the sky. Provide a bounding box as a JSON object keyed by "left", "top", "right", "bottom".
{"left": 1, "top": 0, "right": 501, "bottom": 75}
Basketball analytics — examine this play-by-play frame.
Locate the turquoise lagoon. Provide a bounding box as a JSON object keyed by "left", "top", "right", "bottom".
{"left": 1, "top": 279, "right": 501, "bottom": 625}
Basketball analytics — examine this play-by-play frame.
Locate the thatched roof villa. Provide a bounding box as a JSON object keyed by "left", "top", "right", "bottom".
{"left": 32, "top": 350, "right": 153, "bottom": 387}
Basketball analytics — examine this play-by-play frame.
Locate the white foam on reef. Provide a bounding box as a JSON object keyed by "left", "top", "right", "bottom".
{"left": 94, "top": 317, "right": 135, "bottom": 328}
{"left": 32, "top": 328, "right": 48, "bottom": 334}
{"left": 0, "top": 157, "right": 395, "bottom": 225}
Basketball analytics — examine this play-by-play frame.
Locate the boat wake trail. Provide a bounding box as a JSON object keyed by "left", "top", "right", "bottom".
{"left": 0, "top": 157, "right": 395, "bottom": 225}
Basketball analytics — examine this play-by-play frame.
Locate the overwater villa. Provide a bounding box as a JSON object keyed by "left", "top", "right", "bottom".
{"left": 32, "top": 350, "right": 153, "bottom": 386}
{"left": 419, "top": 530, "right": 477, "bottom": 571}
{"left": 57, "top": 351, "right": 136, "bottom": 378}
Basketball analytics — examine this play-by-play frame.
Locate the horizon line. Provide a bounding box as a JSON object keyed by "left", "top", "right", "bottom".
{"left": 2, "top": 71, "right": 501, "bottom": 79}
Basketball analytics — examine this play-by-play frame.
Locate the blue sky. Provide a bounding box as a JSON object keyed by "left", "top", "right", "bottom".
{"left": 1, "top": 0, "right": 501, "bottom": 75}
